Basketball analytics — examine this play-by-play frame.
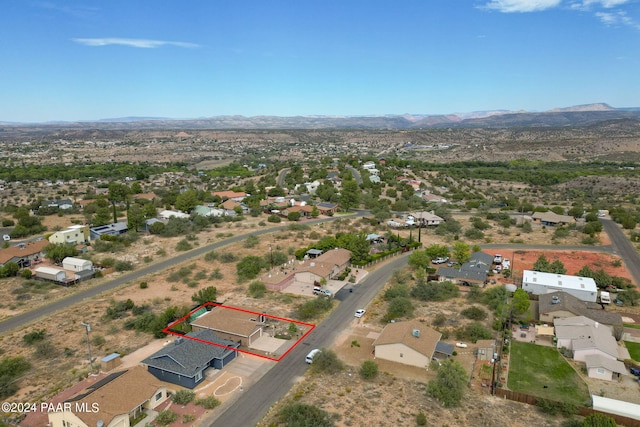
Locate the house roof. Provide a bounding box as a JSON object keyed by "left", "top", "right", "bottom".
{"left": 62, "top": 257, "right": 91, "bottom": 267}
{"left": 407, "top": 211, "right": 444, "bottom": 222}
{"left": 531, "top": 211, "right": 575, "bottom": 224}
{"left": 435, "top": 341, "right": 454, "bottom": 356}
{"left": 539, "top": 291, "right": 622, "bottom": 326}
{"left": 212, "top": 191, "right": 246, "bottom": 199}
{"left": 297, "top": 248, "right": 351, "bottom": 278}
{"left": 142, "top": 329, "right": 237, "bottom": 378}
{"left": 220, "top": 199, "right": 240, "bottom": 210}
{"left": 191, "top": 307, "right": 264, "bottom": 338}
{"left": 585, "top": 354, "right": 627, "bottom": 375}
{"left": 523, "top": 270, "right": 598, "bottom": 293}
{"left": 0, "top": 239, "right": 48, "bottom": 265}
{"left": 374, "top": 320, "right": 441, "bottom": 359}
{"left": 90, "top": 222, "right": 128, "bottom": 235}
{"left": 437, "top": 266, "right": 487, "bottom": 283}
{"left": 554, "top": 316, "right": 619, "bottom": 359}
{"left": 66, "top": 366, "right": 165, "bottom": 427}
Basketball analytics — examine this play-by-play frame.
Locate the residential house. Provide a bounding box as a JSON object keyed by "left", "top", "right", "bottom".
{"left": 421, "top": 192, "right": 448, "bottom": 203}
{"left": 283, "top": 204, "right": 314, "bottom": 217}
{"left": 436, "top": 251, "right": 494, "bottom": 287}
{"left": 531, "top": 211, "right": 576, "bottom": 227}
{"left": 362, "top": 161, "right": 376, "bottom": 169}
{"left": 40, "top": 198, "right": 74, "bottom": 210}
{"left": 90, "top": 222, "right": 128, "bottom": 240}
{"left": 211, "top": 190, "right": 247, "bottom": 202}
{"left": 522, "top": 270, "right": 598, "bottom": 302}
{"left": 158, "top": 210, "right": 190, "bottom": 220}
{"left": 190, "top": 306, "right": 265, "bottom": 347}
{"left": 554, "top": 316, "right": 629, "bottom": 363}
{"left": 46, "top": 366, "right": 171, "bottom": 427}
{"left": 316, "top": 202, "right": 338, "bottom": 215}
{"left": 369, "top": 175, "right": 381, "bottom": 184}
{"left": 193, "top": 205, "right": 225, "bottom": 217}
{"left": 48, "top": 224, "right": 90, "bottom": 245}
{"left": 407, "top": 211, "right": 444, "bottom": 226}
{"left": 585, "top": 354, "right": 627, "bottom": 381}
{"left": 292, "top": 248, "right": 351, "bottom": 285}
{"left": 142, "top": 330, "right": 239, "bottom": 389}
{"left": 373, "top": 320, "right": 443, "bottom": 369}
{"left": 0, "top": 240, "right": 48, "bottom": 268}
{"left": 538, "top": 291, "right": 623, "bottom": 331}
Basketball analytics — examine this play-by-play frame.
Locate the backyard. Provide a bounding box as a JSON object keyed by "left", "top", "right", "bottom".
{"left": 625, "top": 341, "right": 640, "bottom": 362}
{"left": 507, "top": 341, "right": 590, "bottom": 406}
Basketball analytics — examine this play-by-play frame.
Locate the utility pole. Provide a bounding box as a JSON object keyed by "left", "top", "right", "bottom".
{"left": 81, "top": 322, "right": 94, "bottom": 374}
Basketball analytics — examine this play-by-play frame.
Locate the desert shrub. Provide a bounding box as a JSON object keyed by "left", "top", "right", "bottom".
{"left": 411, "top": 281, "right": 459, "bottom": 301}
{"left": 23, "top": 330, "right": 46, "bottom": 345}
{"left": 383, "top": 297, "right": 414, "bottom": 322}
{"left": 461, "top": 306, "right": 487, "bottom": 321}
{"left": 172, "top": 389, "right": 195, "bottom": 405}
{"left": 383, "top": 283, "right": 410, "bottom": 301}
{"left": 175, "top": 239, "right": 193, "bottom": 251}
{"left": 310, "top": 349, "right": 343, "bottom": 374}
{"left": 248, "top": 281, "right": 267, "bottom": 298}
{"left": 204, "top": 250, "right": 219, "bottom": 261}
{"left": 114, "top": 260, "right": 134, "bottom": 272}
{"left": 195, "top": 396, "right": 220, "bottom": 409}
{"left": 139, "top": 281, "right": 148, "bottom": 289}
{"left": 219, "top": 252, "right": 238, "bottom": 263}
{"left": 416, "top": 411, "right": 427, "bottom": 426}
{"left": 243, "top": 234, "right": 259, "bottom": 248}
{"left": 296, "top": 296, "right": 333, "bottom": 321}
{"left": 359, "top": 360, "right": 378, "bottom": 380}
{"left": 456, "top": 322, "right": 492, "bottom": 343}
{"left": 236, "top": 255, "right": 267, "bottom": 281}
{"left": 155, "top": 410, "right": 178, "bottom": 426}
{"left": 277, "top": 403, "right": 335, "bottom": 427}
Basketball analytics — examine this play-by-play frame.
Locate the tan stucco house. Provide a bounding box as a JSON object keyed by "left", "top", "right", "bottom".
{"left": 373, "top": 320, "right": 442, "bottom": 369}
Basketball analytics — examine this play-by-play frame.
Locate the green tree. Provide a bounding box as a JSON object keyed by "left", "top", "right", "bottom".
{"left": 175, "top": 189, "right": 199, "bottom": 213}
{"left": 423, "top": 243, "right": 450, "bottom": 260}
{"left": 127, "top": 204, "right": 145, "bottom": 231}
{"left": 287, "top": 211, "right": 301, "bottom": 221}
{"left": 191, "top": 286, "right": 217, "bottom": 305}
{"left": 44, "top": 243, "right": 78, "bottom": 264}
{"left": 248, "top": 281, "right": 267, "bottom": 298}
{"left": 359, "top": 360, "right": 378, "bottom": 380}
{"left": 384, "top": 297, "right": 414, "bottom": 321}
{"left": 108, "top": 183, "right": 130, "bottom": 223}
{"left": 533, "top": 254, "right": 551, "bottom": 272}
{"left": 408, "top": 249, "right": 431, "bottom": 271}
{"left": 549, "top": 260, "right": 567, "bottom": 274}
{"left": 236, "top": 255, "right": 267, "bottom": 281}
{"left": 340, "top": 179, "right": 361, "bottom": 211}
{"left": 452, "top": 241, "right": 471, "bottom": 265}
{"left": 427, "top": 359, "right": 467, "bottom": 407}
{"left": 512, "top": 288, "right": 531, "bottom": 316}
{"left": 619, "top": 289, "right": 640, "bottom": 306}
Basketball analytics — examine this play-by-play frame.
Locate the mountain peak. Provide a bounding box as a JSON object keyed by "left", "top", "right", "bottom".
{"left": 547, "top": 103, "right": 615, "bottom": 113}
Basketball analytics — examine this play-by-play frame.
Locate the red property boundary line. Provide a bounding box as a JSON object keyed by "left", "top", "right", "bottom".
{"left": 162, "top": 302, "right": 316, "bottom": 362}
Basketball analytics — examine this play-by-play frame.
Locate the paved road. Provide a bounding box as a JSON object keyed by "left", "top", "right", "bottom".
{"left": 208, "top": 253, "right": 410, "bottom": 427}
{"left": 0, "top": 218, "right": 338, "bottom": 335}
{"left": 601, "top": 218, "right": 640, "bottom": 286}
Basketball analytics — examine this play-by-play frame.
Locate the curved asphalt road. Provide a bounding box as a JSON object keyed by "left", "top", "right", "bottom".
{"left": 208, "top": 253, "right": 410, "bottom": 427}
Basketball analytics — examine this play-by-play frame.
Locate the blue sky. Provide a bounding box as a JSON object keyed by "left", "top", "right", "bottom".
{"left": 1, "top": 0, "right": 639, "bottom": 122}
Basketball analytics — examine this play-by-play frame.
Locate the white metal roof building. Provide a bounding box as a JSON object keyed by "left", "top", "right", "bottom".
{"left": 522, "top": 270, "right": 598, "bottom": 302}
{"left": 592, "top": 395, "right": 640, "bottom": 421}
{"left": 62, "top": 257, "right": 93, "bottom": 272}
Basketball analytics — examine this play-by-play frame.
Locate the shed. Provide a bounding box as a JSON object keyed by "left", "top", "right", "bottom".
{"left": 592, "top": 395, "right": 640, "bottom": 421}
{"left": 101, "top": 353, "right": 122, "bottom": 371}
{"left": 62, "top": 257, "right": 92, "bottom": 272}
{"left": 34, "top": 266, "right": 66, "bottom": 282}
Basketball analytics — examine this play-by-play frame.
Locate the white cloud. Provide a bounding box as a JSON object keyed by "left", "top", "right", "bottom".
{"left": 482, "top": 0, "right": 562, "bottom": 12}
{"left": 595, "top": 10, "right": 640, "bottom": 28}
{"left": 73, "top": 38, "right": 199, "bottom": 49}
{"left": 574, "top": 0, "right": 632, "bottom": 9}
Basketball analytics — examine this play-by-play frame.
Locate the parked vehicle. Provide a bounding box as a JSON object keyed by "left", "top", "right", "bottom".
{"left": 630, "top": 367, "right": 640, "bottom": 377}
{"left": 600, "top": 291, "right": 611, "bottom": 304}
{"left": 431, "top": 257, "right": 449, "bottom": 265}
{"left": 354, "top": 309, "right": 366, "bottom": 318}
{"left": 2, "top": 234, "right": 9, "bottom": 241}
{"left": 493, "top": 254, "right": 502, "bottom": 264}
{"left": 614, "top": 298, "right": 624, "bottom": 307}
{"left": 306, "top": 349, "right": 321, "bottom": 364}
{"left": 455, "top": 342, "right": 468, "bottom": 348}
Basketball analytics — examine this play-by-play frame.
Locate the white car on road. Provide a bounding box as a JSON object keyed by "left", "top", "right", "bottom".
{"left": 354, "top": 309, "right": 366, "bottom": 318}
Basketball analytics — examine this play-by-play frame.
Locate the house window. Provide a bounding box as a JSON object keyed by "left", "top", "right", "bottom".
{"left": 597, "top": 368, "right": 605, "bottom": 374}
{"left": 195, "top": 370, "right": 202, "bottom": 382}
{"left": 156, "top": 392, "right": 163, "bottom": 401}
{"left": 400, "top": 353, "right": 403, "bottom": 358}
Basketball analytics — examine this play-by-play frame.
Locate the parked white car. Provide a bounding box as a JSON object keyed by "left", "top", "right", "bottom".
{"left": 455, "top": 342, "right": 468, "bottom": 348}
{"left": 354, "top": 309, "right": 366, "bottom": 318}
{"left": 2, "top": 234, "right": 10, "bottom": 241}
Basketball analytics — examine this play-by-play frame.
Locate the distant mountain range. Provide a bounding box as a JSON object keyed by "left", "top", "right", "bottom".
{"left": 2, "top": 103, "right": 640, "bottom": 130}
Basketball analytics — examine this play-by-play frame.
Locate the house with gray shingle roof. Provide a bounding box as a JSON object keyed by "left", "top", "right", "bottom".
{"left": 142, "top": 329, "right": 239, "bottom": 389}
{"left": 436, "top": 251, "right": 493, "bottom": 287}
{"left": 538, "top": 291, "right": 623, "bottom": 331}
